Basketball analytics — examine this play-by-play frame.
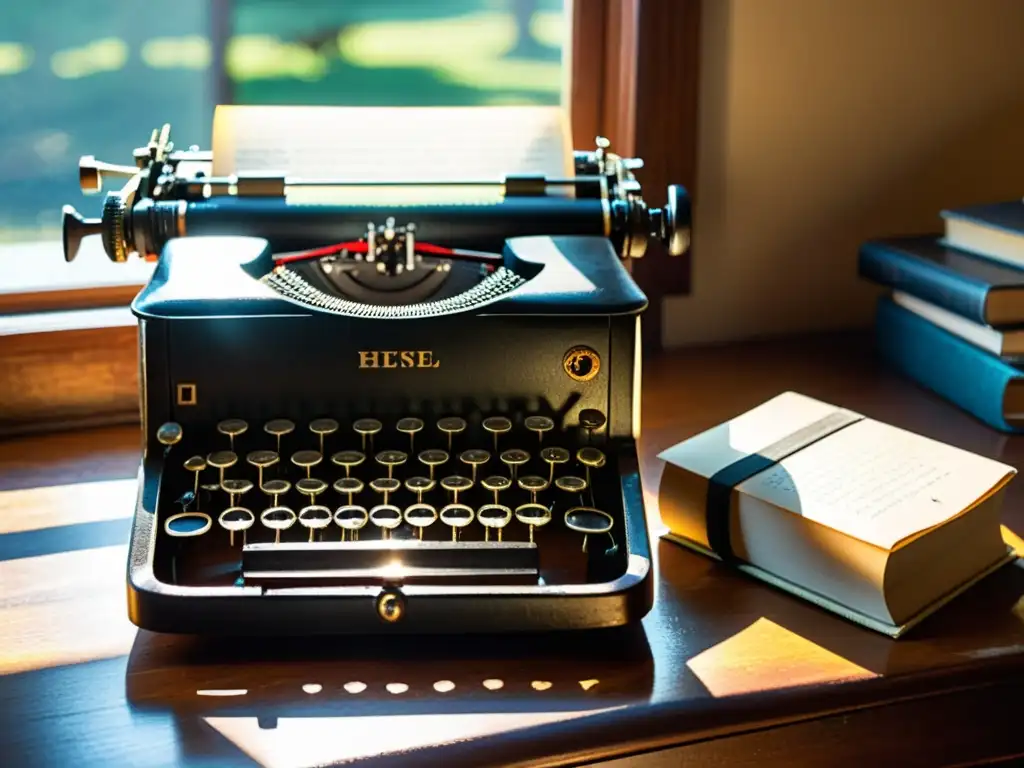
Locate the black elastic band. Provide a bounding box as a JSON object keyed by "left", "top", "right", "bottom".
{"left": 705, "top": 409, "right": 864, "bottom": 563}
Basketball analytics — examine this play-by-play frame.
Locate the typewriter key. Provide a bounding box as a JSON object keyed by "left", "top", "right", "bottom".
{"left": 499, "top": 449, "right": 530, "bottom": 480}
{"left": 262, "top": 478, "right": 291, "bottom": 506}
{"left": 540, "top": 446, "right": 570, "bottom": 484}
{"left": 309, "top": 418, "right": 339, "bottom": 453}
{"left": 404, "top": 476, "right": 435, "bottom": 501}
{"left": 576, "top": 447, "right": 606, "bottom": 495}
{"left": 578, "top": 409, "right": 607, "bottom": 441}
{"left": 207, "top": 450, "right": 238, "bottom": 484}
{"left": 555, "top": 475, "right": 587, "bottom": 503}
{"left": 333, "top": 476, "right": 364, "bottom": 504}
{"left": 369, "top": 504, "right": 402, "bottom": 539}
{"left": 404, "top": 503, "right": 438, "bottom": 540}
{"left": 217, "top": 419, "right": 248, "bottom": 449}
{"left": 218, "top": 506, "right": 254, "bottom": 547}
{"left": 459, "top": 449, "right": 490, "bottom": 481}
{"left": 370, "top": 477, "right": 401, "bottom": 506}
{"left": 246, "top": 450, "right": 279, "bottom": 487}
{"left": 514, "top": 503, "right": 552, "bottom": 543}
{"left": 482, "top": 416, "right": 512, "bottom": 451}
{"left": 375, "top": 450, "right": 408, "bottom": 477}
{"left": 156, "top": 422, "right": 183, "bottom": 447}
{"left": 331, "top": 450, "right": 366, "bottom": 476}
{"left": 481, "top": 475, "right": 512, "bottom": 504}
{"left": 183, "top": 455, "right": 206, "bottom": 496}
{"left": 291, "top": 449, "right": 323, "bottom": 477}
{"left": 517, "top": 475, "right": 549, "bottom": 503}
{"left": 396, "top": 417, "right": 425, "bottom": 451}
{"left": 261, "top": 506, "right": 297, "bottom": 544}
{"left": 296, "top": 477, "right": 328, "bottom": 506}
{"left": 299, "top": 505, "right": 333, "bottom": 541}
{"left": 221, "top": 478, "right": 254, "bottom": 507}
{"left": 439, "top": 503, "right": 474, "bottom": 541}
{"left": 164, "top": 511, "right": 212, "bottom": 538}
{"left": 440, "top": 475, "right": 473, "bottom": 503}
{"left": 264, "top": 419, "right": 295, "bottom": 451}
{"left": 437, "top": 417, "right": 467, "bottom": 451}
{"left": 335, "top": 504, "right": 368, "bottom": 541}
{"left": 565, "top": 506, "right": 614, "bottom": 553}
{"left": 418, "top": 449, "right": 449, "bottom": 479}
{"left": 477, "top": 504, "right": 512, "bottom": 542}
{"left": 524, "top": 415, "right": 555, "bottom": 444}
{"left": 353, "top": 418, "right": 383, "bottom": 451}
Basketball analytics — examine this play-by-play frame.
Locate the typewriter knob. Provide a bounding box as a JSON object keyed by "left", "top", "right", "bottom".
{"left": 61, "top": 206, "right": 102, "bottom": 263}
{"left": 661, "top": 184, "right": 691, "bottom": 257}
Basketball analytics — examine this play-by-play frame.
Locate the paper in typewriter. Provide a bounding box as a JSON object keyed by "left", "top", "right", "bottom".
{"left": 212, "top": 105, "right": 573, "bottom": 205}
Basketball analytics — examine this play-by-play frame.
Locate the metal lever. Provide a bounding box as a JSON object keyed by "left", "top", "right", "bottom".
{"left": 78, "top": 155, "right": 138, "bottom": 194}
{"left": 61, "top": 205, "right": 102, "bottom": 263}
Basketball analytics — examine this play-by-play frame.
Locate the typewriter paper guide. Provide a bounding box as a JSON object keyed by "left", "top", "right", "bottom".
{"left": 211, "top": 104, "right": 573, "bottom": 205}
{"left": 658, "top": 391, "right": 1017, "bottom": 551}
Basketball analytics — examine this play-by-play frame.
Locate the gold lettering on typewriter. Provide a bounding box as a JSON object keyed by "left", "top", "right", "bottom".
{"left": 358, "top": 351, "right": 440, "bottom": 369}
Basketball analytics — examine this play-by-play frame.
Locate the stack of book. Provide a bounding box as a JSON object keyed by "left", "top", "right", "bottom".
{"left": 859, "top": 201, "right": 1024, "bottom": 433}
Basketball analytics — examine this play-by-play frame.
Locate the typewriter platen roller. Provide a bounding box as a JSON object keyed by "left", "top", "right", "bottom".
{"left": 63, "top": 124, "right": 691, "bottom": 635}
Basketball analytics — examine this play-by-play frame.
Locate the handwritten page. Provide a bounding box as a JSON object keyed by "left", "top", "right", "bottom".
{"left": 211, "top": 105, "right": 573, "bottom": 205}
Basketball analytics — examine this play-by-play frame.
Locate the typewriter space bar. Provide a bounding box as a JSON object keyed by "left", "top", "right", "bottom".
{"left": 241, "top": 540, "right": 539, "bottom": 585}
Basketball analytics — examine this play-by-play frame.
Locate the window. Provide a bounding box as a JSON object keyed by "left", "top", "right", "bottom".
{"left": 0, "top": 0, "right": 567, "bottom": 304}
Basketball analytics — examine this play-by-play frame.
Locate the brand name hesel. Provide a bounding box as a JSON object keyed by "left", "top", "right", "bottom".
{"left": 358, "top": 351, "right": 440, "bottom": 369}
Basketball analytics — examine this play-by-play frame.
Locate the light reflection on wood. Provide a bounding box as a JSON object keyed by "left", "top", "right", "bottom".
{"left": 0, "top": 479, "right": 135, "bottom": 534}
{"left": 685, "top": 617, "right": 876, "bottom": 698}
{"left": 1001, "top": 524, "right": 1024, "bottom": 556}
{"left": 0, "top": 545, "right": 135, "bottom": 675}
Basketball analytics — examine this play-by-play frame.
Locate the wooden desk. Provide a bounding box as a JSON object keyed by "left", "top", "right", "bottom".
{"left": 3, "top": 332, "right": 1024, "bottom": 767}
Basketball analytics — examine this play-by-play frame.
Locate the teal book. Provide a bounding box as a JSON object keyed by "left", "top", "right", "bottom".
{"left": 875, "top": 296, "right": 1024, "bottom": 433}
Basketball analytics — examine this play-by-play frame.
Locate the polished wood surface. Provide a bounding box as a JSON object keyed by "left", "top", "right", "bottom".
{"left": 3, "top": 332, "right": 1024, "bottom": 767}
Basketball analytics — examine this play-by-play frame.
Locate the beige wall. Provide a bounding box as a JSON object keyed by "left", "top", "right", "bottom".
{"left": 663, "top": 0, "right": 1024, "bottom": 347}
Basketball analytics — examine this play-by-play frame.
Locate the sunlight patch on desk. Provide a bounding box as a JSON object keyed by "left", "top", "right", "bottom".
{"left": 0, "top": 544, "right": 135, "bottom": 676}
{"left": 203, "top": 709, "right": 622, "bottom": 768}
{"left": 0, "top": 478, "right": 135, "bottom": 535}
{"left": 685, "top": 617, "right": 876, "bottom": 698}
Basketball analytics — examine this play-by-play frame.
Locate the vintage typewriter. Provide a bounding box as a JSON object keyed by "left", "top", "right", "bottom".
{"left": 61, "top": 123, "right": 691, "bottom": 635}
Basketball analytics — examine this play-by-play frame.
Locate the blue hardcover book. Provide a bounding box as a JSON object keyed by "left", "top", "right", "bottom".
{"left": 942, "top": 201, "right": 1024, "bottom": 272}
{"left": 859, "top": 236, "right": 1024, "bottom": 327}
{"left": 875, "top": 296, "right": 1024, "bottom": 433}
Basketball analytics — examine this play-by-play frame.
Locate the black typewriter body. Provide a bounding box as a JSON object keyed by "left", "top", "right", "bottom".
{"left": 129, "top": 234, "right": 652, "bottom": 634}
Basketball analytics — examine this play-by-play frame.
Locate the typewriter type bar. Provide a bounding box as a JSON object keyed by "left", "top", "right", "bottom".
{"left": 242, "top": 540, "right": 539, "bottom": 586}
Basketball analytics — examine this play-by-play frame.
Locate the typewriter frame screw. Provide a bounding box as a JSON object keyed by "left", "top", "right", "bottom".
{"left": 376, "top": 590, "right": 405, "bottom": 623}
{"left": 562, "top": 346, "right": 601, "bottom": 383}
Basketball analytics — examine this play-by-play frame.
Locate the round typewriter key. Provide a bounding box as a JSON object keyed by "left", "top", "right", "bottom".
{"left": 353, "top": 418, "right": 383, "bottom": 451}
{"left": 262, "top": 478, "right": 291, "bottom": 505}
{"left": 370, "top": 477, "right": 401, "bottom": 495}
{"left": 333, "top": 476, "right": 364, "bottom": 502}
{"left": 517, "top": 475, "right": 549, "bottom": 502}
{"left": 299, "top": 505, "right": 333, "bottom": 541}
{"left": 335, "top": 504, "right": 369, "bottom": 541}
{"left": 477, "top": 504, "right": 512, "bottom": 542}
{"left": 576, "top": 447, "right": 606, "bottom": 493}
{"left": 404, "top": 503, "right": 438, "bottom": 539}
{"left": 418, "top": 449, "right": 449, "bottom": 478}
{"left": 437, "top": 417, "right": 467, "bottom": 450}
{"left": 375, "top": 450, "right": 408, "bottom": 477}
{"left": 369, "top": 504, "right": 402, "bottom": 539}
{"left": 499, "top": 449, "right": 530, "bottom": 480}
{"left": 156, "top": 422, "right": 183, "bottom": 447}
{"left": 207, "top": 450, "right": 238, "bottom": 484}
{"left": 183, "top": 455, "right": 206, "bottom": 495}
{"left": 565, "top": 506, "right": 614, "bottom": 552}
{"left": 296, "top": 477, "right": 328, "bottom": 505}
{"left": 555, "top": 475, "right": 587, "bottom": 495}
{"left": 164, "top": 511, "right": 211, "bottom": 538}
{"left": 264, "top": 418, "right": 296, "bottom": 451}
{"left": 515, "top": 502, "right": 552, "bottom": 543}
{"left": 525, "top": 415, "right": 555, "bottom": 443}
{"left": 481, "top": 474, "right": 512, "bottom": 503}
{"left": 405, "top": 476, "right": 435, "bottom": 500}
{"left": 459, "top": 449, "right": 490, "bottom": 481}
{"left": 396, "top": 417, "right": 425, "bottom": 451}
{"left": 578, "top": 409, "right": 607, "bottom": 439}
{"left": 217, "top": 419, "right": 248, "bottom": 448}
{"left": 309, "top": 418, "right": 339, "bottom": 452}
{"left": 331, "top": 450, "right": 366, "bottom": 476}
{"left": 291, "top": 449, "right": 322, "bottom": 477}
{"left": 221, "top": 477, "right": 254, "bottom": 506}
{"left": 219, "top": 506, "right": 254, "bottom": 546}
{"left": 482, "top": 416, "right": 512, "bottom": 451}
{"left": 440, "top": 503, "right": 474, "bottom": 541}
{"left": 261, "top": 506, "right": 297, "bottom": 543}
{"left": 246, "top": 449, "right": 279, "bottom": 487}
{"left": 541, "top": 446, "right": 571, "bottom": 484}
{"left": 440, "top": 475, "right": 473, "bottom": 503}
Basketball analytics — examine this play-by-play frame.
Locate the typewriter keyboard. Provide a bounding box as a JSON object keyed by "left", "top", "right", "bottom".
{"left": 153, "top": 411, "right": 630, "bottom": 588}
